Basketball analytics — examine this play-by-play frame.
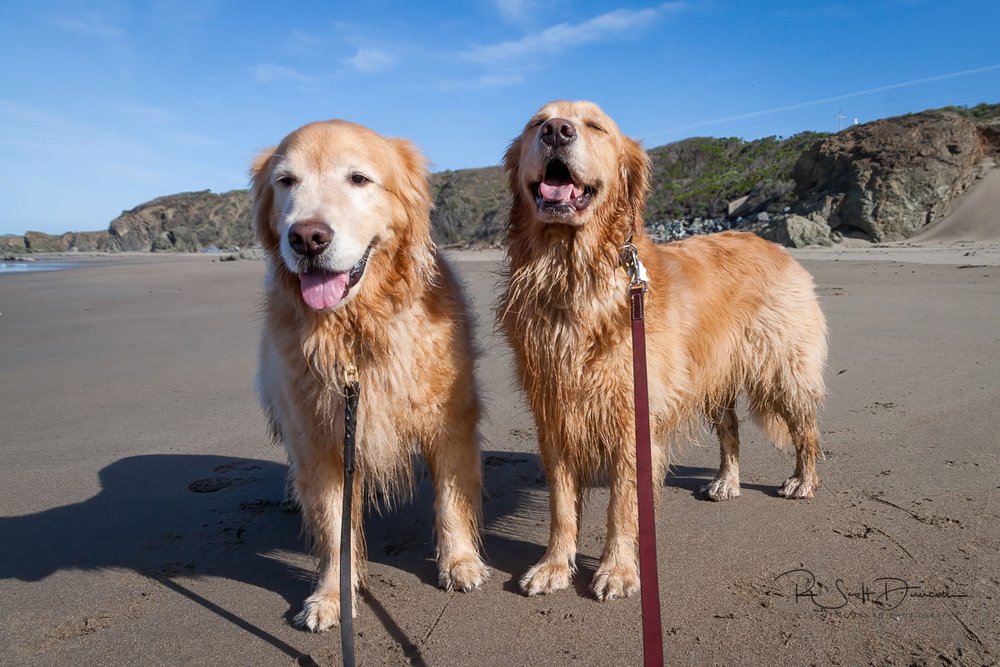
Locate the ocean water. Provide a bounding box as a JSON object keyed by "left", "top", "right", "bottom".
{"left": 0, "top": 261, "right": 77, "bottom": 274}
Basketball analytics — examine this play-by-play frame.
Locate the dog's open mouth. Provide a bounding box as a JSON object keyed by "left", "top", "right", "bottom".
{"left": 297, "top": 243, "right": 374, "bottom": 311}
{"left": 533, "top": 159, "right": 595, "bottom": 214}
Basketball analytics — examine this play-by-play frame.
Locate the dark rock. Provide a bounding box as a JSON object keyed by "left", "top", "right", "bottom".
{"left": 727, "top": 195, "right": 751, "bottom": 217}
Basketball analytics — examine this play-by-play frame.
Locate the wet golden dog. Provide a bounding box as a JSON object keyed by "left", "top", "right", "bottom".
{"left": 499, "top": 101, "right": 827, "bottom": 600}
{"left": 252, "top": 120, "right": 488, "bottom": 631}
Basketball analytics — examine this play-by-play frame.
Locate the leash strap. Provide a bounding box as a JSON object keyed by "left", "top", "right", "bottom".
{"left": 340, "top": 379, "right": 360, "bottom": 667}
{"left": 630, "top": 285, "right": 665, "bottom": 667}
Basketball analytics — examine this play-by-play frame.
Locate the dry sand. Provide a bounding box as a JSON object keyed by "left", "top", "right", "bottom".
{"left": 1, "top": 241, "right": 997, "bottom": 666}
{"left": 913, "top": 167, "right": 1000, "bottom": 244}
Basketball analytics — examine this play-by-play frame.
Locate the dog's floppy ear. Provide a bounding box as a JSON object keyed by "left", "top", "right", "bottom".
{"left": 502, "top": 135, "right": 525, "bottom": 207}
{"left": 250, "top": 147, "right": 278, "bottom": 253}
{"left": 619, "top": 136, "right": 651, "bottom": 229}
{"left": 387, "top": 138, "right": 433, "bottom": 239}
{"left": 386, "top": 138, "right": 435, "bottom": 285}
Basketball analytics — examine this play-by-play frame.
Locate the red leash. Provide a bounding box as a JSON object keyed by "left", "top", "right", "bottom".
{"left": 624, "top": 245, "right": 664, "bottom": 667}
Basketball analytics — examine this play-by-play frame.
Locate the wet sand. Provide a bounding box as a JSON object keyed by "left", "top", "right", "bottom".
{"left": 1, "top": 245, "right": 997, "bottom": 665}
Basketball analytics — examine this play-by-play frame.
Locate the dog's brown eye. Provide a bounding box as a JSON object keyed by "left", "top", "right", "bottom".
{"left": 586, "top": 121, "right": 606, "bottom": 133}
{"left": 350, "top": 172, "right": 371, "bottom": 186}
{"left": 528, "top": 118, "right": 544, "bottom": 128}
{"left": 275, "top": 174, "right": 297, "bottom": 187}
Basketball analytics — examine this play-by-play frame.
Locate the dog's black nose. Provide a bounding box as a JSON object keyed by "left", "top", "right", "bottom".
{"left": 540, "top": 118, "right": 577, "bottom": 148}
{"left": 288, "top": 221, "right": 331, "bottom": 258}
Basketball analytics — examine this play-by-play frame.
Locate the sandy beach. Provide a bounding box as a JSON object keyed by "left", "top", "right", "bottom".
{"left": 1, "top": 242, "right": 997, "bottom": 666}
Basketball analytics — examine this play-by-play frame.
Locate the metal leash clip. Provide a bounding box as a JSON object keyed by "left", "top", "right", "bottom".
{"left": 620, "top": 241, "right": 650, "bottom": 291}
{"left": 341, "top": 361, "right": 358, "bottom": 387}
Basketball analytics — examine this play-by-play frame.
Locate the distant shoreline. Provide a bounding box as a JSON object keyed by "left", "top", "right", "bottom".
{"left": 4, "top": 238, "right": 999, "bottom": 271}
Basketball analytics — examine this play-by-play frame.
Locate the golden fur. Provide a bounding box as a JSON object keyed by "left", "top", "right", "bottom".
{"left": 499, "top": 101, "right": 828, "bottom": 600}
{"left": 251, "top": 120, "right": 487, "bottom": 632}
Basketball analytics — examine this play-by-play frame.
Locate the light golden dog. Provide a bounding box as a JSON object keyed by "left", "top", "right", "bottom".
{"left": 251, "top": 120, "right": 488, "bottom": 631}
{"left": 499, "top": 101, "right": 827, "bottom": 600}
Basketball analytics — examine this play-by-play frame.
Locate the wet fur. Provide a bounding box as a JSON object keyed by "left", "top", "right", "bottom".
{"left": 498, "top": 101, "right": 828, "bottom": 600}
{"left": 252, "top": 121, "right": 488, "bottom": 632}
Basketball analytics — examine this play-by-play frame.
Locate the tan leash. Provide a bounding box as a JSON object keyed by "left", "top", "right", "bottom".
{"left": 621, "top": 242, "right": 665, "bottom": 667}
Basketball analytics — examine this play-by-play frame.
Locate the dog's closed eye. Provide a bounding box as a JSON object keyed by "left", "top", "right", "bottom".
{"left": 274, "top": 173, "right": 298, "bottom": 188}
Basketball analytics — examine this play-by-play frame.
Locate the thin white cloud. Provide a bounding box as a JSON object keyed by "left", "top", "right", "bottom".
{"left": 463, "top": 3, "right": 686, "bottom": 63}
{"left": 47, "top": 13, "right": 124, "bottom": 39}
{"left": 251, "top": 63, "right": 314, "bottom": 84}
{"left": 775, "top": 6, "right": 858, "bottom": 19}
{"left": 287, "top": 29, "right": 324, "bottom": 53}
{"left": 0, "top": 97, "right": 228, "bottom": 233}
{"left": 655, "top": 63, "right": 1000, "bottom": 136}
{"left": 494, "top": 0, "right": 535, "bottom": 23}
{"left": 438, "top": 73, "right": 524, "bottom": 92}
{"left": 345, "top": 47, "right": 395, "bottom": 73}
{"left": 0, "top": 98, "right": 169, "bottom": 187}
{"left": 150, "top": 1, "right": 221, "bottom": 25}
{"left": 121, "top": 102, "right": 176, "bottom": 125}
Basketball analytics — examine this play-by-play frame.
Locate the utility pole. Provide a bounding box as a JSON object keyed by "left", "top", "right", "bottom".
{"left": 836, "top": 109, "right": 847, "bottom": 131}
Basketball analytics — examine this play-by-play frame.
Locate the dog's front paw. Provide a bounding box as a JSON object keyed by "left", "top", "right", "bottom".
{"left": 294, "top": 592, "right": 353, "bottom": 632}
{"left": 520, "top": 558, "right": 573, "bottom": 596}
{"left": 705, "top": 474, "right": 741, "bottom": 501}
{"left": 439, "top": 554, "right": 490, "bottom": 592}
{"left": 591, "top": 559, "right": 640, "bottom": 601}
{"left": 778, "top": 475, "right": 816, "bottom": 499}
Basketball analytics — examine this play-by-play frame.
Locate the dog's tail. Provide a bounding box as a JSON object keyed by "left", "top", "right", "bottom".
{"left": 751, "top": 410, "right": 792, "bottom": 449}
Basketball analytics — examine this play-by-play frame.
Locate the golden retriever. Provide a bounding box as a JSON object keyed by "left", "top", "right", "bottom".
{"left": 251, "top": 120, "right": 488, "bottom": 631}
{"left": 499, "top": 100, "right": 827, "bottom": 600}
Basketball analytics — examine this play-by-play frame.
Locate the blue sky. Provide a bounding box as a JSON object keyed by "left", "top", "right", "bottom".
{"left": 1, "top": 1, "right": 998, "bottom": 235}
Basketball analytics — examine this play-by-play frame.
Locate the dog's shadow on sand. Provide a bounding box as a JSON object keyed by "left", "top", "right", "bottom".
{"left": 0, "top": 451, "right": 591, "bottom": 664}
{"left": 666, "top": 463, "right": 782, "bottom": 498}
{"left": 0, "top": 454, "right": 327, "bottom": 663}
{"left": 0, "top": 451, "right": 741, "bottom": 663}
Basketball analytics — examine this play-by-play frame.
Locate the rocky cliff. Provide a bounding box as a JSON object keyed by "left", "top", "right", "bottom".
{"left": 792, "top": 104, "right": 1000, "bottom": 241}
{"left": 3, "top": 190, "right": 253, "bottom": 255}
{"left": 107, "top": 189, "right": 253, "bottom": 252}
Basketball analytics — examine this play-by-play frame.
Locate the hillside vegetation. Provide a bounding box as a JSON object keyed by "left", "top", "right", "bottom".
{"left": 645, "top": 132, "right": 828, "bottom": 221}
{"left": 429, "top": 167, "right": 508, "bottom": 245}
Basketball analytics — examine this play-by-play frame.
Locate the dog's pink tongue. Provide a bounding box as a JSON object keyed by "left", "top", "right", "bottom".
{"left": 539, "top": 180, "right": 582, "bottom": 202}
{"left": 299, "top": 271, "right": 350, "bottom": 310}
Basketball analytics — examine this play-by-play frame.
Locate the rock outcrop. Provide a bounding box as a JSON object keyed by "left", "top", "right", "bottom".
{"left": 107, "top": 190, "right": 253, "bottom": 252}
{"left": 747, "top": 214, "right": 835, "bottom": 248}
{"left": 1, "top": 235, "right": 27, "bottom": 254}
{"left": 17, "top": 231, "right": 111, "bottom": 253}
{"left": 792, "top": 106, "right": 1000, "bottom": 241}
